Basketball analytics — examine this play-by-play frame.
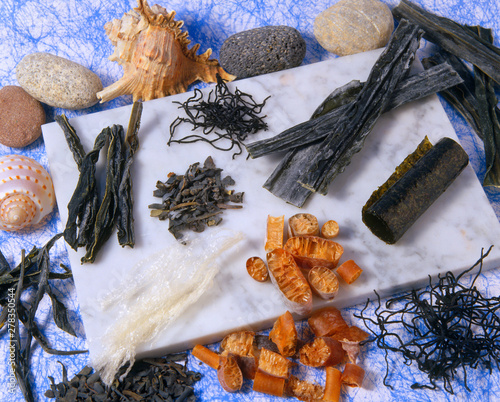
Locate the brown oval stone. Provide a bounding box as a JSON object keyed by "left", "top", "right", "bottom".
{"left": 0, "top": 85, "right": 46, "bottom": 148}
{"left": 314, "top": 0, "right": 394, "bottom": 56}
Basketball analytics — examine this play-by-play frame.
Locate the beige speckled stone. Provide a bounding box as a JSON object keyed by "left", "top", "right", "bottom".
{"left": 314, "top": 0, "right": 394, "bottom": 56}
{"left": 0, "top": 85, "right": 45, "bottom": 148}
{"left": 16, "top": 52, "right": 103, "bottom": 110}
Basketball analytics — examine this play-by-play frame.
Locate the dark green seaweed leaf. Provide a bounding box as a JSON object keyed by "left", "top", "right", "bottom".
{"left": 116, "top": 101, "right": 143, "bottom": 248}
{"left": 393, "top": 0, "right": 500, "bottom": 84}
{"left": 55, "top": 115, "right": 87, "bottom": 169}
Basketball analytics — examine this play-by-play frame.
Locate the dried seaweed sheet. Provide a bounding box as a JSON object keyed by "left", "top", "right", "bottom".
{"left": 392, "top": 0, "right": 500, "bottom": 84}
{"left": 362, "top": 137, "right": 469, "bottom": 244}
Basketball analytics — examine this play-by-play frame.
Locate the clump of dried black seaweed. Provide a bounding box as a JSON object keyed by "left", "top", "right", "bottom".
{"left": 169, "top": 74, "right": 270, "bottom": 158}
{"left": 149, "top": 156, "right": 243, "bottom": 243}
{"left": 0, "top": 234, "right": 86, "bottom": 402}
{"left": 45, "top": 353, "right": 201, "bottom": 401}
{"left": 355, "top": 246, "right": 499, "bottom": 394}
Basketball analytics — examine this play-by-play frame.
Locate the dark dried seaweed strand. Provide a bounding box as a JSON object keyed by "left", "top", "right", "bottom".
{"left": 169, "top": 74, "right": 270, "bottom": 158}
{"left": 299, "top": 20, "right": 423, "bottom": 195}
{"left": 116, "top": 101, "right": 143, "bottom": 248}
{"left": 470, "top": 27, "right": 500, "bottom": 187}
{"left": 83, "top": 125, "right": 125, "bottom": 264}
{"left": 355, "top": 246, "right": 498, "bottom": 394}
{"left": 63, "top": 128, "right": 108, "bottom": 250}
{"left": 45, "top": 353, "right": 201, "bottom": 401}
{"left": 2, "top": 235, "right": 86, "bottom": 402}
{"left": 54, "top": 115, "right": 86, "bottom": 169}
{"left": 392, "top": 0, "right": 500, "bottom": 84}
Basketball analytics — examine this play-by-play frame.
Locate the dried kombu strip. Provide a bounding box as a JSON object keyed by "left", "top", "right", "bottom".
{"left": 116, "top": 101, "right": 143, "bottom": 247}
{"left": 423, "top": 28, "right": 500, "bottom": 188}
{"left": 355, "top": 246, "right": 497, "bottom": 394}
{"left": 362, "top": 137, "right": 469, "bottom": 244}
{"left": 392, "top": 0, "right": 500, "bottom": 84}
{"left": 149, "top": 156, "right": 243, "bottom": 242}
{"left": 298, "top": 20, "right": 423, "bottom": 195}
{"left": 169, "top": 74, "right": 269, "bottom": 158}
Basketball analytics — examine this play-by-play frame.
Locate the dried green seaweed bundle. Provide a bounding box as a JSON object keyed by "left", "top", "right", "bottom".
{"left": 422, "top": 28, "right": 500, "bottom": 188}
{"left": 56, "top": 102, "right": 143, "bottom": 263}
{"left": 362, "top": 137, "right": 469, "bottom": 244}
{"left": 169, "top": 74, "right": 269, "bottom": 158}
{"left": 149, "top": 156, "right": 244, "bottom": 242}
{"left": 393, "top": 0, "right": 500, "bottom": 84}
{"left": 355, "top": 246, "right": 498, "bottom": 394}
{"left": 0, "top": 235, "right": 86, "bottom": 402}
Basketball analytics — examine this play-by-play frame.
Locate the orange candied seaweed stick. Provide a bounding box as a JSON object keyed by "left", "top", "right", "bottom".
{"left": 253, "top": 370, "right": 286, "bottom": 397}
{"left": 265, "top": 214, "right": 285, "bottom": 252}
{"left": 246, "top": 256, "right": 269, "bottom": 282}
{"left": 217, "top": 354, "right": 243, "bottom": 392}
{"left": 299, "top": 337, "right": 344, "bottom": 367}
{"left": 341, "top": 363, "right": 365, "bottom": 387}
{"left": 258, "top": 348, "right": 293, "bottom": 379}
{"left": 284, "top": 236, "right": 344, "bottom": 270}
{"left": 308, "top": 307, "right": 349, "bottom": 337}
{"left": 192, "top": 344, "right": 220, "bottom": 369}
{"left": 221, "top": 330, "right": 256, "bottom": 357}
{"left": 336, "top": 259, "right": 363, "bottom": 284}
{"left": 266, "top": 248, "right": 313, "bottom": 315}
{"left": 323, "top": 366, "right": 342, "bottom": 402}
{"left": 308, "top": 265, "right": 340, "bottom": 300}
{"left": 321, "top": 220, "right": 339, "bottom": 239}
{"left": 285, "top": 375, "right": 324, "bottom": 401}
{"left": 269, "top": 311, "right": 298, "bottom": 357}
{"left": 288, "top": 213, "right": 319, "bottom": 237}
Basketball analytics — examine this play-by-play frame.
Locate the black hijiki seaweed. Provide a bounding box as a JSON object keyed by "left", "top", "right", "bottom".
{"left": 168, "top": 73, "right": 270, "bottom": 158}
{"left": 355, "top": 246, "right": 499, "bottom": 394}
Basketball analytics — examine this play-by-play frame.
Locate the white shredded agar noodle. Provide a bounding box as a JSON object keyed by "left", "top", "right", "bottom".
{"left": 92, "top": 229, "right": 244, "bottom": 385}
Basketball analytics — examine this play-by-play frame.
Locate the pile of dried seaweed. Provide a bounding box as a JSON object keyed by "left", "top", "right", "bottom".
{"left": 149, "top": 156, "right": 243, "bottom": 242}
{"left": 45, "top": 353, "right": 201, "bottom": 401}
{"left": 169, "top": 74, "right": 269, "bottom": 158}
{"left": 355, "top": 246, "right": 499, "bottom": 394}
{"left": 55, "top": 102, "right": 143, "bottom": 263}
{"left": 393, "top": 0, "right": 500, "bottom": 188}
{"left": 0, "top": 234, "right": 86, "bottom": 402}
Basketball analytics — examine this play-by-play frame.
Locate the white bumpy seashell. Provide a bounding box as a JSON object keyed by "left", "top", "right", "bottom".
{"left": 0, "top": 155, "right": 55, "bottom": 231}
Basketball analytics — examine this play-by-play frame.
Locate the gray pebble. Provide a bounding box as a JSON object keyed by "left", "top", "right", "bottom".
{"left": 219, "top": 26, "right": 306, "bottom": 79}
{"left": 16, "top": 52, "right": 103, "bottom": 110}
{"left": 314, "top": 0, "right": 394, "bottom": 56}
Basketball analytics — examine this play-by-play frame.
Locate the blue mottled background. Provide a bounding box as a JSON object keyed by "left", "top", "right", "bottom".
{"left": 0, "top": 0, "right": 499, "bottom": 401}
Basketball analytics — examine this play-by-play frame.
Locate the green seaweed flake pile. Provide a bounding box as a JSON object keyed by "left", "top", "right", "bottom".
{"left": 355, "top": 246, "right": 499, "bottom": 394}
{"left": 149, "top": 156, "right": 243, "bottom": 243}
{"left": 168, "top": 74, "right": 270, "bottom": 158}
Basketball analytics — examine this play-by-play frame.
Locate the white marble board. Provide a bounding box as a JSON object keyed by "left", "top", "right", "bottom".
{"left": 42, "top": 48, "right": 500, "bottom": 363}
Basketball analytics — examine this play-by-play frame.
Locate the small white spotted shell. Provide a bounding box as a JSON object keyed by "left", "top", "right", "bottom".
{"left": 0, "top": 155, "right": 55, "bottom": 231}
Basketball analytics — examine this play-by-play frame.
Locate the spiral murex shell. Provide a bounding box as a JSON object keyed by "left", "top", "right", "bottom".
{"left": 0, "top": 155, "right": 55, "bottom": 231}
{"left": 96, "top": 0, "right": 235, "bottom": 103}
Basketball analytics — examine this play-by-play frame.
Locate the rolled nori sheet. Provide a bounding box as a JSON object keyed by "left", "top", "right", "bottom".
{"left": 362, "top": 137, "right": 469, "bottom": 244}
